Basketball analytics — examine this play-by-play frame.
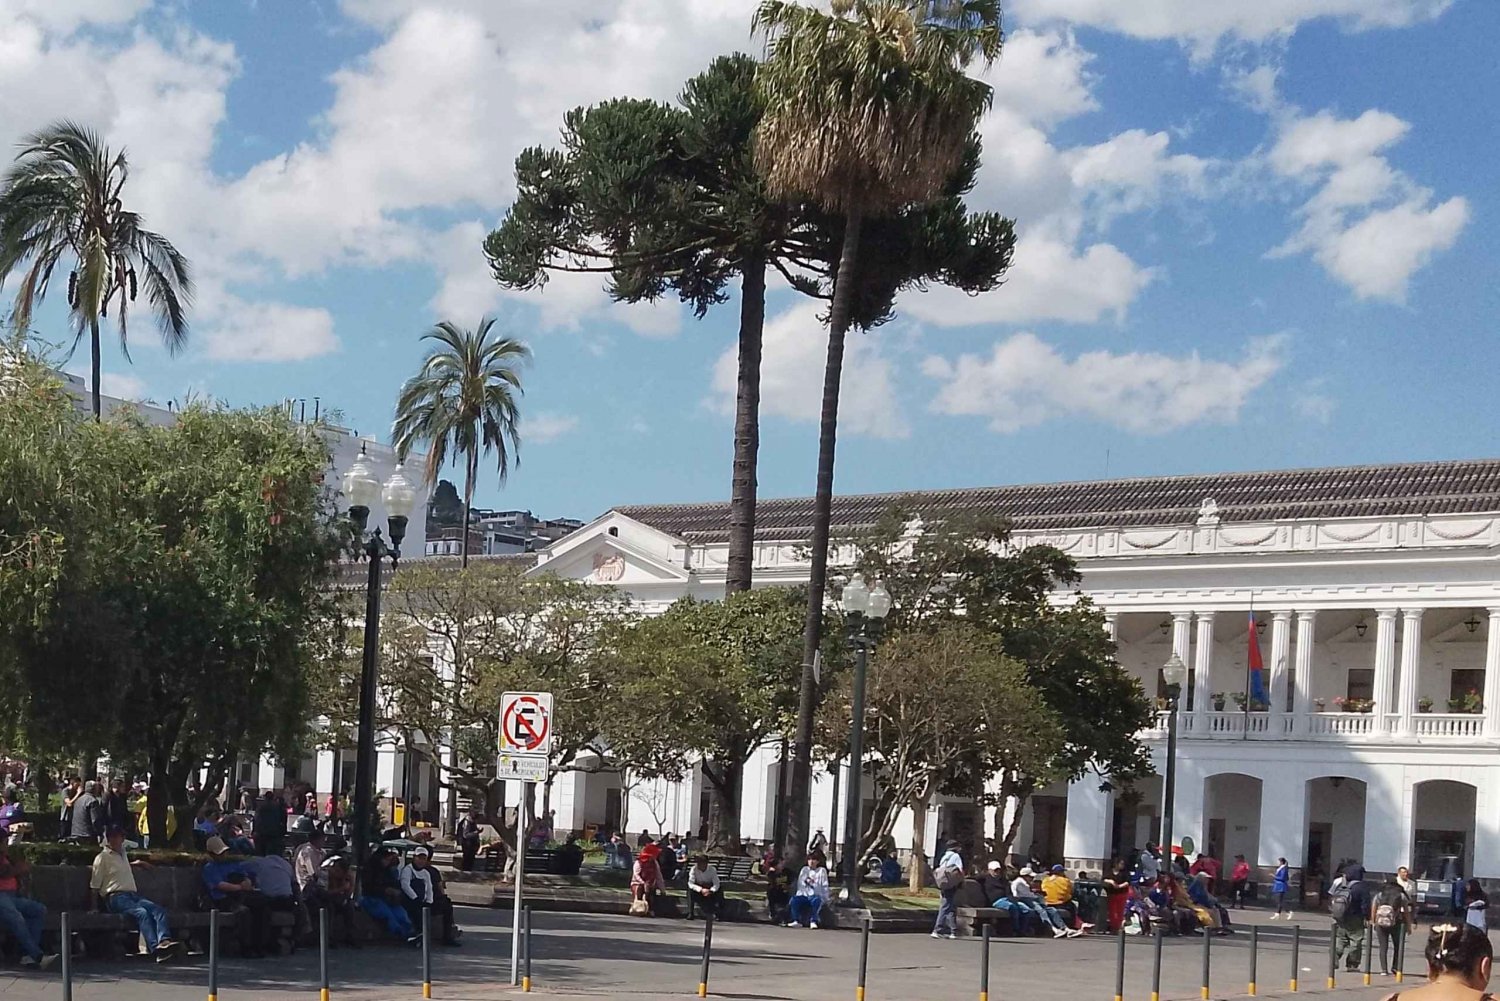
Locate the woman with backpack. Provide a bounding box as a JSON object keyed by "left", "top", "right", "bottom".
{"left": 1372, "top": 875, "right": 1415, "bottom": 976}
{"left": 931, "top": 840, "right": 965, "bottom": 940}
{"left": 1379, "top": 920, "right": 1495, "bottom": 1001}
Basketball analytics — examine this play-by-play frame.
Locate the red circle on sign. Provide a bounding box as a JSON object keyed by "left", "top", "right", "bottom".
{"left": 502, "top": 696, "right": 550, "bottom": 752}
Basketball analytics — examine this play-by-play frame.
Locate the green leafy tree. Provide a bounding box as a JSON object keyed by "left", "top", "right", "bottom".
{"left": 392, "top": 317, "right": 530, "bottom": 568}
{"left": 3, "top": 379, "right": 343, "bottom": 845}
{"left": 843, "top": 504, "right": 1154, "bottom": 862}
{"left": 0, "top": 122, "right": 193, "bottom": 419}
{"left": 753, "top": 0, "right": 1006, "bottom": 863}
{"left": 817, "top": 621, "right": 1057, "bottom": 890}
{"left": 486, "top": 54, "right": 1013, "bottom": 599}
{"left": 602, "top": 588, "right": 807, "bottom": 851}
{"left": 312, "top": 562, "right": 628, "bottom": 840}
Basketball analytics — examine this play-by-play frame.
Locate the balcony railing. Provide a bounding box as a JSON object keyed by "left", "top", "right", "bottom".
{"left": 1141, "top": 710, "right": 1489, "bottom": 742}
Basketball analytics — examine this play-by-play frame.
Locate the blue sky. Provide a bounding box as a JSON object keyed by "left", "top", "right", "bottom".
{"left": 1, "top": 0, "right": 1494, "bottom": 521}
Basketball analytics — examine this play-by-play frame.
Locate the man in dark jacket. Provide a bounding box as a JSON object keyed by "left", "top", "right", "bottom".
{"left": 1331, "top": 864, "right": 1371, "bottom": 971}
{"left": 103, "top": 779, "right": 131, "bottom": 839}
{"left": 254, "top": 791, "right": 287, "bottom": 858}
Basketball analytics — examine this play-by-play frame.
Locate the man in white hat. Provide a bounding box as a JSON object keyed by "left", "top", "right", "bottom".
{"left": 398, "top": 847, "right": 460, "bottom": 946}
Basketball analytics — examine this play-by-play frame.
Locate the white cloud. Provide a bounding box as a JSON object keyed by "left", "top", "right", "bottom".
{"left": 64, "top": 367, "right": 148, "bottom": 401}
{"left": 1267, "top": 109, "right": 1468, "bottom": 301}
{"left": 1012, "top": 0, "right": 1452, "bottom": 55}
{"left": 526, "top": 412, "right": 580, "bottom": 444}
{"left": 708, "top": 302, "right": 909, "bottom": 440}
{"left": 0, "top": 0, "right": 151, "bottom": 33}
{"left": 904, "top": 233, "right": 1154, "bottom": 327}
{"left": 1293, "top": 381, "right": 1336, "bottom": 424}
{"left": 923, "top": 332, "right": 1287, "bottom": 433}
{"left": 197, "top": 296, "right": 339, "bottom": 362}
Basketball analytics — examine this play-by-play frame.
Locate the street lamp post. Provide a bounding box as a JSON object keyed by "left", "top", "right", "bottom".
{"left": 838, "top": 574, "right": 890, "bottom": 908}
{"left": 1159, "top": 653, "right": 1189, "bottom": 858}
{"left": 343, "top": 446, "right": 417, "bottom": 874}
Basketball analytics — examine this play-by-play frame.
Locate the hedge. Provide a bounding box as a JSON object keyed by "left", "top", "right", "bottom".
{"left": 5, "top": 842, "right": 212, "bottom": 868}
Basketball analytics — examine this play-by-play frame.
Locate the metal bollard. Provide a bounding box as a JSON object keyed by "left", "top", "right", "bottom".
{"left": 697, "top": 914, "right": 715, "bottom": 998}
{"left": 1113, "top": 927, "right": 1125, "bottom": 1001}
{"left": 1327, "top": 921, "right": 1337, "bottom": 989}
{"left": 1363, "top": 923, "right": 1373, "bottom": 986}
{"left": 320, "top": 908, "right": 331, "bottom": 1001}
{"left": 422, "top": 906, "right": 432, "bottom": 999}
{"left": 61, "top": 911, "right": 73, "bottom": 1001}
{"left": 857, "top": 916, "right": 870, "bottom": 1001}
{"left": 979, "top": 921, "right": 992, "bottom": 1001}
{"left": 1200, "top": 922, "right": 1211, "bottom": 1001}
{"left": 1289, "top": 924, "right": 1300, "bottom": 992}
{"left": 1248, "top": 923, "right": 1258, "bottom": 996}
{"left": 208, "top": 909, "right": 220, "bottom": 1001}
{"left": 1150, "top": 926, "right": 1163, "bottom": 1001}
{"left": 523, "top": 906, "right": 533, "bottom": 993}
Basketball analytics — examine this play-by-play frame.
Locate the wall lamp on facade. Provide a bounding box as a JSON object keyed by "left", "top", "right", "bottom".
{"left": 1355, "top": 618, "right": 1368, "bottom": 638}
{"left": 1465, "top": 613, "right": 1482, "bottom": 634}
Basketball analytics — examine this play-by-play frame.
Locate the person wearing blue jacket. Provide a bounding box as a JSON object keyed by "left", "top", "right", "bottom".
{"left": 1189, "top": 871, "right": 1234, "bottom": 934}
{"left": 1270, "top": 857, "right": 1292, "bottom": 919}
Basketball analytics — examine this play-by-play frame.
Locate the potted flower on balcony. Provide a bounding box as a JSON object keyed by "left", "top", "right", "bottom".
{"left": 1418, "top": 696, "right": 1435, "bottom": 713}
{"left": 1447, "top": 689, "right": 1483, "bottom": 714}
{"left": 1314, "top": 698, "right": 1326, "bottom": 712}
{"left": 1333, "top": 696, "right": 1376, "bottom": 713}
{"left": 1211, "top": 692, "right": 1227, "bottom": 711}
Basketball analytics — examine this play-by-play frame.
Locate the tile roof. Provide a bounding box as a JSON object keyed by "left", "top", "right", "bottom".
{"left": 614, "top": 459, "right": 1500, "bottom": 543}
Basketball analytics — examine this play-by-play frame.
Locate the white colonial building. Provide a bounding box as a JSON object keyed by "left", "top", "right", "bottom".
{"left": 522, "top": 458, "right": 1500, "bottom": 886}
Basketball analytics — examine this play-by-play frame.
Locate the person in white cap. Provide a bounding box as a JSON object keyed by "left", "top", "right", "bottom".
{"left": 398, "top": 847, "right": 460, "bottom": 946}
{"left": 1011, "top": 865, "right": 1077, "bottom": 937}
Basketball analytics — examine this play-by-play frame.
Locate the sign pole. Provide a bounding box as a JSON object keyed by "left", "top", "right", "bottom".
{"left": 511, "top": 779, "right": 528, "bottom": 986}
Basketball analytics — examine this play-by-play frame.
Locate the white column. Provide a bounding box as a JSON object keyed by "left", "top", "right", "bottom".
{"left": 1292, "top": 611, "right": 1317, "bottom": 734}
{"left": 1193, "top": 612, "right": 1216, "bottom": 733}
{"left": 1104, "top": 612, "right": 1119, "bottom": 642}
{"left": 1397, "top": 608, "right": 1424, "bottom": 737}
{"left": 1172, "top": 763, "right": 1205, "bottom": 854}
{"left": 1373, "top": 609, "right": 1399, "bottom": 733}
{"left": 1269, "top": 611, "right": 1292, "bottom": 728}
{"left": 1171, "top": 611, "right": 1193, "bottom": 707}
{"left": 1363, "top": 769, "right": 1407, "bottom": 873}
{"left": 315, "top": 750, "right": 336, "bottom": 800}
{"left": 1063, "top": 777, "right": 1113, "bottom": 868}
{"left": 1261, "top": 767, "right": 1306, "bottom": 870}
{"left": 1484, "top": 609, "right": 1500, "bottom": 739}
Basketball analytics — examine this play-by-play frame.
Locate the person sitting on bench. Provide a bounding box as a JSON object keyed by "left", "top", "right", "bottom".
{"left": 203, "top": 836, "right": 275, "bottom": 958}
{"left": 0, "top": 843, "right": 58, "bottom": 969}
{"left": 686, "top": 856, "right": 724, "bottom": 920}
{"left": 90, "top": 825, "right": 179, "bottom": 962}
{"left": 398, "top": 847, "right": 460, "bottom": 946}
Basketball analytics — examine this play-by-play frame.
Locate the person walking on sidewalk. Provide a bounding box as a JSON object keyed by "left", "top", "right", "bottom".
{"left": 1270, "top": 857, "right": 1293, "bottom": 919}
{"left": 931, "top": 840, "right": 965, "bottom": 940}
{"left": 1331, "top": 864, "right": 1372, "bottom": 972}
{"left": 1371, "top": 874, "right": 1414, "bottom": 976}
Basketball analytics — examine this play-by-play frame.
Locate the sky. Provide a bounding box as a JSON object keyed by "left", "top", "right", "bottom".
{"left": 1, "top": 0, "right": 1495, "bottom": 522}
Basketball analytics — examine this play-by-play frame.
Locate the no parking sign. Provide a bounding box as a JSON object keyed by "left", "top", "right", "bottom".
{"left": 499, "top": 691, "right": 553, "bottom": 757}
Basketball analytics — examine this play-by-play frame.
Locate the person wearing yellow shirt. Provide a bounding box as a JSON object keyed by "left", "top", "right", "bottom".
{"left": 1041, "top": 864, "right": 1081, "bottom": 927}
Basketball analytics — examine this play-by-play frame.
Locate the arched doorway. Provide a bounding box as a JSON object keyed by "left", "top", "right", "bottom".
{"left": 1411, "top": 780, "right": 1477, "bottom": 882}
{"left": 1304, "top": 776, "right": 1368, "bottom": 892}
{"left": 1204, "top": 774, "right": 1263, "bottom": 865}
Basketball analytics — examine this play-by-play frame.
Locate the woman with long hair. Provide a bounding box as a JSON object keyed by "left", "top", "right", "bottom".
{"left": 1464, "top": 879, "right": 1489, "bottom": 932}
{"left": 1379, "top": 921, "right": 1493, "bottom": 1000}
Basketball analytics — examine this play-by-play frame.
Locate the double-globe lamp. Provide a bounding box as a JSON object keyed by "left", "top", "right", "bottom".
{"left": 838, "top": 573, "right": 890, "bottom": 907}
{"left": 342, "top": 445, "right": 417, "bottom": 871}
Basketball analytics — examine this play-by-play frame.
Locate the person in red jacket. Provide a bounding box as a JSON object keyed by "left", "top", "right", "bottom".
{"left": 1229, "top": 854, "right": 1252, "bottom": 909}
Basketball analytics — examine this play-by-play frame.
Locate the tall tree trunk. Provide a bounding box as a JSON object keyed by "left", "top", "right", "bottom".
{"left": 704, "top": 759, "right": 743, "bottom": 853}
{"left": 460, "top": 448, "right": 476, "bottom": 569}
{"left": 89, "top": 316, "right": 102, "bottom": 420}
{"left": 785, "top": 208, "right": 864, "bottom": 867}
{"left": 725, "top": 257, "right": 767, "bottom": 595}
{"left": 908, "top": 788, "right": 930, "bottom": 893}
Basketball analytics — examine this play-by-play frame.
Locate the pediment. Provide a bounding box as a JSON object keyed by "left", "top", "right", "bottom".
{"left": 527, "top": 534, "right": 690, "bottom": 585}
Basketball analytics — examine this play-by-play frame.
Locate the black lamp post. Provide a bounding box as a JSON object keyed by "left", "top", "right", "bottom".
{"left": 343, "top": 446, "right": 417, "bottom": 874}
{"left": 838, "top": 574, "right": 890, "bottom": 908}
{"left": 1158, "top": 653, "right": 1189, "bottom": 858}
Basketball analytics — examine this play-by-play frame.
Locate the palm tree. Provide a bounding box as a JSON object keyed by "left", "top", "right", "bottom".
{"left": 0, "top": 121, "right": 193, "bottom": 418}
{"left": 392, "top": 316, "right": 530, "bottom": 568}
{"left": 752, "top": 0, "right": 1002, "bottom": 861}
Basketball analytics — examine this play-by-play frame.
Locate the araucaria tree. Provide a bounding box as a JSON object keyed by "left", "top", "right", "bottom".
{"left": 0, "top": 122, "right": 193, "bottom": 419}
{"left": 392, "top": 317, "right": 530, "bottom": 567}
{"left": 752, "top": 0, "right": 1006, "bottom": 863}
{"left": 0, "top": 354, "right": 343, "bottom": 845}
{"left": 487, "top": 53, "right": 1013, "bottom": 599}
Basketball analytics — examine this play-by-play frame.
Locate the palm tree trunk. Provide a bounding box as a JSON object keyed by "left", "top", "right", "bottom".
{"left": 460, "top": 447, "right": 477, "bottom": 569}
{"left": 725, "top": 255, "right": 767, "bottom": 595}
{"left": 90, "top": 315, "right": 103, "bottom": 420}
{"left": 785, "top": 207, "right": 863, "bottom": 866}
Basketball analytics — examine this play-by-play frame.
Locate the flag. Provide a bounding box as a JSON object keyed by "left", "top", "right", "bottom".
{"left": 1247, "top": 611, "right": 1268, "bottom": 707}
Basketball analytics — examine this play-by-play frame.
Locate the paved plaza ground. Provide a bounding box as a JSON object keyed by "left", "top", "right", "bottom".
{"left": 0, "top": 905, "right": 1431, "bottom": 1001}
